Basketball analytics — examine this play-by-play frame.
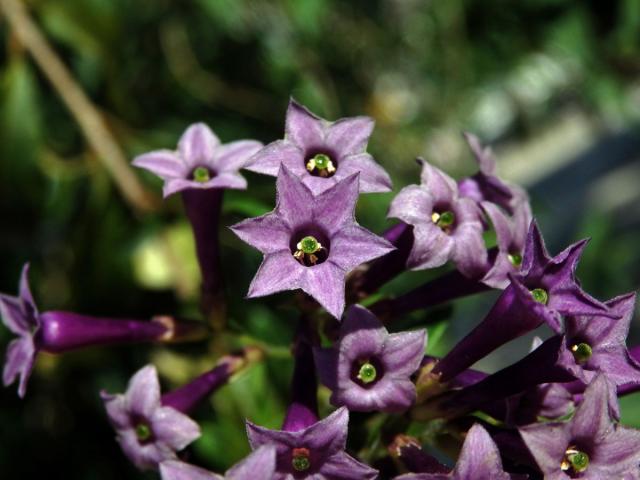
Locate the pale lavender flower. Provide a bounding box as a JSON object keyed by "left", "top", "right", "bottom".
{"left": 133, "top": 123, "right": 262, "bottom": 197}
{"left": 245, "top": 99, "right": 391, "bottom": 195}
{"left": 101, "top": 365, "right": 201, "bottom": 471}
{"left": 520, "top": 374, "right": 640, "bottom": 479}
{"left": 314, "top": 305, "right": 426, "bottom": 412}
{"left": 1, "top": 264, "right": 190, "bottom": 398}
{"left": 159, "top": 445, "right": 277, "bottom": 480}
{"left": 231, "top": 166, "right": 394, "bottom": 319}
{"left": 395, "top": 424, "right": 526, "bottom": 479}
{"left": 246, "top": 406, "right": 378, "bottom": 480}
{"left": 388, "top": 159, "right": 486, "bottom": 278}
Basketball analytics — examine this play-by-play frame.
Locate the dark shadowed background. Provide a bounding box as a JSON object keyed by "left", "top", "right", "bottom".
{"left": 1, "top": 0, "right": 639, "bottom": 478}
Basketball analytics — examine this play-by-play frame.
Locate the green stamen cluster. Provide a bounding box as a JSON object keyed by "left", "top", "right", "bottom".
{"left": 192, "top": 166, "right": 211, "bottom": 183}
{"left": 571, "top": 342, "right": 593, "bottom": 364}
{"left": 431, "top": 211, "right": 455, "bottom": 230}
{"left": 530, "top": 288, "right": 548, "bottom": 305}
{"left": 562, "top": 448, "right": 589, "bottom": 474}
{"left": 299, "top": 236, "right": 320, "bottom": 254}
{"left": 508, "top": 252, "right": 523, "bottom": 266}
{"left": 291, "top": 448, "right": 311, "bottom": 471}
{"left": 306, "top": 153, "right": 336, "bottom": 177}
{"left": 357, "top": 362, "right": 377, "bottom": 384}
{"left": 135, "top": 423, "right": 152, "bottom": 442}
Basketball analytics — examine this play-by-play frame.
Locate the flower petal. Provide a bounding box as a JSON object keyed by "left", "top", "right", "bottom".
{"left": 285, "top": 99, "right": 325, "bottom": 150}
{"left": 132, "top": 150, "right": 186, "bottom": 179}
{"left": 226, "top": 445, "right": 277, "bottom": 480}
{"left": 231, "top": 213, "right": 291, "bottom": 255}
{"left": 312, "top": 173, "right": 360, "bottom": 234}
{"left": 0, "top": 294, "right": 30, "bottom": 336}
{"left": 244, "top": 140, "right": 304, "bottom": 176}
{"left": 101, "top": 390, "right": 131, "bottom": 430}
{"left": 125, "top": 365, "right": 162, "bottom": 418}
{"left": 382, "top": 329, "right": 426, "bottom": 377}
{"left": 325, "top": 116, "right": 374, "bottom": 157}
{"left": 300, "top": 261, "right": 346, "bottom": 319}
{"left": 329, "top": 225, "right": 394, "bottom": 272}
{"left": 178, "top": 123, "right": 220, "bottom": 166}
{"left": 320, "top": 451, "right": 378, "bottom": 480}
{"left": 151, "top": 406, "right": 201, "bottom": 450}
{"left": 333, "top": 376, "right": 416, "bottom": 412}
{"left": 519, "top": 422, "right": 571, "bottom": 475}
{"left": 247, "top": 251, "right": 304, "bottom": 298}
{"left": 453, "top": 424, "right": 512, "bottom": 480}
{"left": 419, "top": 160, "right": 457, "bottom": 203}
{"left": 3, "top": 336, "right": 36, "bottom": 398}
{"left": 302, "top": 406, "right": 349, "bottom": 452}
{"left": 337, "top": 153, "right": 392, "bottom": 193}
{"left": 407, "top": 223, "right": 454, "bottom": 270}
{"left": 160, "top": 460, "right": 223, "bottom": 480}
{"left": 214, "top": 140, "right": 263, "bottom": 172}
{"left": 275, "top": 166, "right": 314, "bottom": 228}
{"left": 388, "top": 185, "right": 433, "bottom": 226}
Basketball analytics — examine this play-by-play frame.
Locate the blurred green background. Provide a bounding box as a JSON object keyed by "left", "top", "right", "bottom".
{"left": 1, "top": 0, "right": 640, "bottom": 478}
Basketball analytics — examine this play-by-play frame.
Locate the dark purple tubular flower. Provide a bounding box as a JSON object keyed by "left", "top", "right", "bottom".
{"left": 101, "top": 365, "right": 201, "bottom": 471}
{"left": 415, "top": 336, "right": 578, "bottom": 421}
{"left": 457, "top": 132, "right": 525, "bottom": 214}
{"left": 246, "top": 406, "right": 377, "bottom": 480}
{"left": 562, "top": 292, "right": 640, "bottom": 391}
{"left": 432, "top": 222, "right": 612, "bottom": 383}
{"left": 314, "top": 305, "right": 426, "bottom": 412}
{"left": 132, "top": 123, "right": 262, "bottom": 197}
{"left": 395, "top": 424, "right": 527, "bottom": 480}
{"left": 520, "top": 374, "right": 640, "bottom": 479}
{"left": 231, "top": 166, "right": 394, "bottom": 319}
{"left": 480, "top": 199, "right": 532, "bottom": 289}
{"left": 159, "top": 445, "right": 277, "bottom": 480}
{"left": 133, "top": 124, "right": 261, "bottom": 321}
{"left": 0, "top": 264, "right": 201, "bottom": 398}
{"left": 388, "top": 159, "right": 486, "bottom": 278}
{"left": 245, "top": 99, "right": 392, "bottom": 195}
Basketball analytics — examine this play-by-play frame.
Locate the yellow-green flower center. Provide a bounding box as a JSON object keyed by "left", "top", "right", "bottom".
{"left": 357, "top": 362, "right": 377, "bottom": 384}
{"left": 293, "top": 236, "right": 325, "bottom": 266}
{"left": 561, "top": 447, "right": 589, "bottom": 474}
{"left": 431, "top": 211, "right": 455, "bottom": 230}
{"left": 135, "top": 422, "right": 152, "bottom": 442}
{"left": 508, "top": 252, "right": 523, "bottom": 266}
{"left": 291, "top": 447, "right": 311, "bottom": 471}
{"left": 192, "top": 166, "right": 211, "bottom": 183}
{"left": 571, "top": 342, "right": 593, "bottom": 364}
{"left": 306, "top": 153, "right": 336, "bottom": 177}
{"left": 530, "top": 288, "right": 548, "bottom": 305}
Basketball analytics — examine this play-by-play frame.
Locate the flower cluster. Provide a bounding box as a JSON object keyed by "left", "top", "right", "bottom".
{"left": 2, "top": 98, "right": 640, "bottom": 479}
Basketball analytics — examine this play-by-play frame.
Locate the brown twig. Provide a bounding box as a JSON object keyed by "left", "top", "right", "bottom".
{"left": 0, "top": 0, "right": 158, "bottom": 213}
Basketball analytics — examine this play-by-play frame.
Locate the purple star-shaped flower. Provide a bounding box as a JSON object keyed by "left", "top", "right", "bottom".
{"left": 480, "top": 199, "right": 532, "bottom": 289}
{"left": 388, "top": 159, "right": 486, "bottom": 278}
{"left": 245, "top": 99, "right": 392, "bottom": 195}
{"left": 159, "top": 445, "right": 277, "bottom": 480}
{"left": 395, "top": 424, "right": 526, "bottom": 480}
{"left": 246, "top": 406, "right": 378, "bottom": 480}
{"left": 458, "top": 132, "right": 527, "bottom": 214}
{"left": 231, "top": 166, "right": 394, "bottom": 319}
{"left": 0, "top": 264, "right": 38, "bottom": 398}
{"left": 520, "top": 374, "right": 640, "bottom": 479}
{"left": 133, "top": 123, "right": 262, "bottom": 197}
{"left": 433, "top": 222, "right": 613, "bottom": 383}
{"left": 562, "top": 292, "right": 640, "bottom": 391}
{"left": 314, "top": 305, "right": 426, "bottom": 412}
{"left": 101, "top": 365, "right": 201, "bottom": 471}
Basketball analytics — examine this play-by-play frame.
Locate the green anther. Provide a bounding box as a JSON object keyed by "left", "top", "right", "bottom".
{"left": 291, "top": 448, "right": 311, "bottom": 471}
{"left": 508, "top": 252, "right": 523, "bottom": 266}
{"left": 193, "top": 166, "right": 211, "bottom": 183}
{"left": 530, "top": 288, "right": 548, "bottom": 305}
{"left": 566, "top": 450, "right": 589, "bottom": 473}
{"left": 311, "top": 153, "right": 331, "bottom": 170}
{"left": 135, "top": 423, "right": 152, "bottom": 442}
{"left": 357, "top": 362, "right": 377, "bottom": 384}
{"left": 436, "top": 211, "right": 455, "bottom": 228}
{"left": 299, "top": 236, "right": 320, "bottom": 254}
{"left": 571, "top": 343, "right": 593, "bottom": 364}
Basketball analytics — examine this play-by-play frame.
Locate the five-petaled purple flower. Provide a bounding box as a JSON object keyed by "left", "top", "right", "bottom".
{"left": 231, "top": 166, "right": 394, "bottom": 319}
{"left": 160, "top": 445, "right": 277, "bottom": 480}
{"left": 388, "top": 159, "right": 486, "bottom": 278}
{"left": 245, "top": 99, "right": 392, "bottom": 195}
{"left": 246, "top": 406, "right": 378, "bottom": 480}
{"left": 395, "top": 424, "right": 526, "bottom": 480}
{"left": 132, "top": 123, "right": 262, "bottom": 197}
{"left": 520, "top": 374, "right": 640, "bottom": 479}
{"left": 314, "top": 305, "right": 426, "bottom": 412}
{"left": 101, "top": 365, "right": 201, "bottom": 471}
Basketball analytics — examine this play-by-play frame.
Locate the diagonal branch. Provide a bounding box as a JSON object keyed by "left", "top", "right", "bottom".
{"left": 0, "top": 0, "right": 158, "bottom": 213}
